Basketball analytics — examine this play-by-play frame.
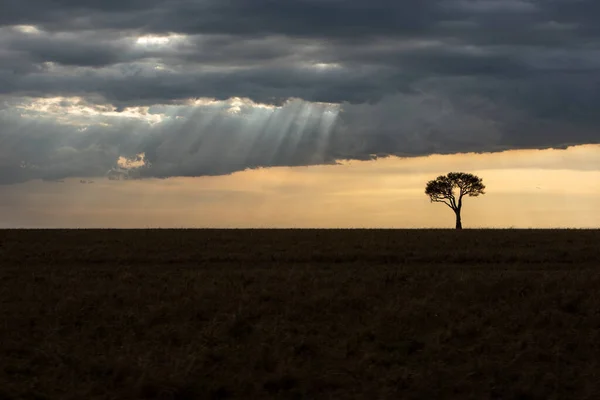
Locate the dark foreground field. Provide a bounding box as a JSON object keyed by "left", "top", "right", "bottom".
{"left": 1, "top": 229, "right": 600, "bottom": 400}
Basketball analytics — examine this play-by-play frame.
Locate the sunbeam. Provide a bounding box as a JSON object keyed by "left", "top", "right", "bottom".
{"left": 1, "top": 93, "right": 346, "bottom": 184}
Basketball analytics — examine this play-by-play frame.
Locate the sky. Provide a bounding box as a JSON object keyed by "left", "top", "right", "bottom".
{"left": 0, "top": 0, "right": 599, "bottom": 228}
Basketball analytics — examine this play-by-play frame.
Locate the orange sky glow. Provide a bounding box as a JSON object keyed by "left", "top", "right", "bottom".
{"left": 1, "top": 144, "right": 599, "bottom": 229}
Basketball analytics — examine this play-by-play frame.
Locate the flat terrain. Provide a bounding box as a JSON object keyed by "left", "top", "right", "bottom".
{"left": 1, "top": 229, "right": 600, "bottom": 400}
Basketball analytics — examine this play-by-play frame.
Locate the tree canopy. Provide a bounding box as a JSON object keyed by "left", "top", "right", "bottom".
{"left": 425, "top": 172, "right": 485, "bottom": 229}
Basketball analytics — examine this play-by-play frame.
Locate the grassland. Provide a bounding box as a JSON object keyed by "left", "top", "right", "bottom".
{"left": 1, "top": 229, "right": 600, "bottom": 400}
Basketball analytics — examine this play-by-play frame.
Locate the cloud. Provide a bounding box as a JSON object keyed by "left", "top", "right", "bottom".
{"left": 0, "top": 0, "right": 599, "bottom": 184}
{"left": 1, "top": 92, "right": 598, "bottom": 184}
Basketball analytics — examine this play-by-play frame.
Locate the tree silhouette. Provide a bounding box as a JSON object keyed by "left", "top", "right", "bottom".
{"left": 425, "top": 172, "right": 486, "bottom": 229}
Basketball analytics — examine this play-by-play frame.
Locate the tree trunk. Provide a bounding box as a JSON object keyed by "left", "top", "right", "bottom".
{"left": 455, "top": 209, "right": 463, "bottom": 230}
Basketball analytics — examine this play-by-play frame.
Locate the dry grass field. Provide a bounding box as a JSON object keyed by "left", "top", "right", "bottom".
{"left": 1, "top": 229, "right": 600, "bottom": 399}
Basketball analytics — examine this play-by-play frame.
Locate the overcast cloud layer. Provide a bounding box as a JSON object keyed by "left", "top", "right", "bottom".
{"left": 1, "top": 0, "right": 599, "bottom": 183}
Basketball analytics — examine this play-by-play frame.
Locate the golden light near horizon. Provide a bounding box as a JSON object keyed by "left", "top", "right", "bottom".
{"left": 1, "top": 145, "right": 599, "bottom": 229}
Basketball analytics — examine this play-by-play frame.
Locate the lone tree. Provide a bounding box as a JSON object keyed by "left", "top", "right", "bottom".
{"left": 425, "top": 172, "right": 485, "bottom": 229}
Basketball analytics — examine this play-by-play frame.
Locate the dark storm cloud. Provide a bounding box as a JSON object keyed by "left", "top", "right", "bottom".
{"left": 1, "top": 0, "right": 435, "bottom": 36}
{"left": 2, "top": 0, "right": 599, "bottom": 45}
{"left": 0, "top": 0, "right": 599, "bottom": 184}
{"left": 0, "top": 98, "right": 341, "bottom": 184}
{"left": 1, "top": 92, "right": 597, "bottom": 185}
{"left": 2, "top": 32, "right": 132, "bottom": 67}
{"left": 0, "top": 62, "right": 401, "bottom": 106}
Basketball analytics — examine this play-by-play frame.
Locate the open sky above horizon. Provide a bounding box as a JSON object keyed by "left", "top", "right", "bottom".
{"left": 1, "top": 0, "right": 599, "bottom": 228}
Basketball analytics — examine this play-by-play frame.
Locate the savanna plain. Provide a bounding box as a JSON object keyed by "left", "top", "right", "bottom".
{"left": 1, "top": 229, "right": 600, "bottom": 400}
